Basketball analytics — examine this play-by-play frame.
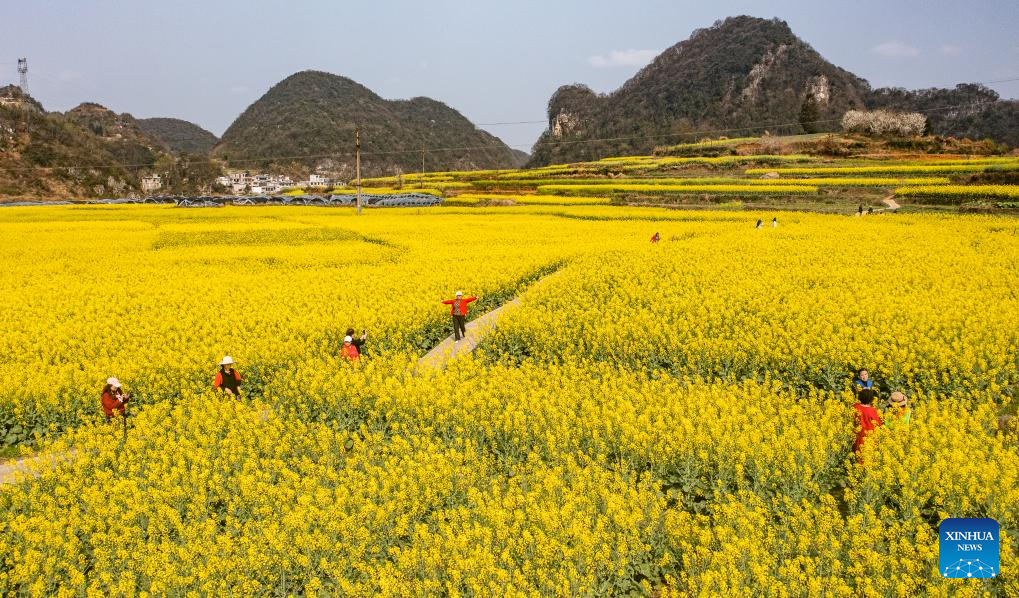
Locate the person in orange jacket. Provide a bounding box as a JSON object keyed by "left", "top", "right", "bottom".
{"left": 101, "top": 377, "right": 129, "bottom": 422}
{"left": 442, "top": 290, "right": 478, "bottom": 342}
{"left": 214, "top": 356, "right": 242, "bottom": 398}
{"left": 341, "top": 335, "right": 360, "bottom": 361}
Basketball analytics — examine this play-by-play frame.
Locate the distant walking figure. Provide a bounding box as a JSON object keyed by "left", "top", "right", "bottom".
{"left": 214, "top": 356, "right": 242, "bottom": 398}
{"left": 868, "top": 206, "right": 874, "bottom": 215}
{"left": 772, "top": 217, "right": 778, "bottom": 228}
{"left": 756, "top": 219, "right": 763, "bottom": 229}
{"left": 858, "top": 204, "right": 864, "bottom": 216}
{"left": 650, "top": 232, "right": 660, "bottom": 243}
{"left": 442, "top": 291, "right": 478, "bottom": 342}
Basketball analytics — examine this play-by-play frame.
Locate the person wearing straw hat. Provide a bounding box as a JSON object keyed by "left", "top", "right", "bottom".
{"left": 101, "top": 377, "right": 129, "bottom": 422}
{"left": 214, "top": 356, "right": 243, "bottom": 398}
{"left": 885, "top": 391, "right": 912, "bottom": 424}
{"left": 442, "top": 290, "right": 478, "bottom": 343}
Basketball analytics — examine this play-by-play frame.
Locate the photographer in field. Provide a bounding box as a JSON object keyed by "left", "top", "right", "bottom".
{"left": 101, "top": 377, "right": 130, "bottom": 423}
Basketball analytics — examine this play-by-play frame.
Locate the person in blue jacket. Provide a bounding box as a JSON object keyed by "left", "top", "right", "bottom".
{"left": 854, "top": 368, "right": 873, "bottom": 391}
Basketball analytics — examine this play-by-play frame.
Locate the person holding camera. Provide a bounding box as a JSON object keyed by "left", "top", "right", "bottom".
{"left": 101, "top": 377, "right": 130, "bottom": 422}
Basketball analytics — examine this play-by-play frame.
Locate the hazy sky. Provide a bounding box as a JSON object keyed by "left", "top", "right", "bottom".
{"left": 4, "top": 0, "right": 1018, "bottom": 152}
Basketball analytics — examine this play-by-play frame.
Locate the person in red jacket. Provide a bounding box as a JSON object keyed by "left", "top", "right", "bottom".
{"left": 341, "top": 335, "right": 360, "bottom": 361}
{"left": 852, "top": 388, "right": 883, "bottom": 461}
{"left": 101, "top": 377, "right": 129, "bottom": 422}
{"left": 650, "top": 232, "right": 660, "bottom": 243}
{"left": 214, "top": 356, "right": 242, "bottom": 398}
{"left": 442, "top": 290, "right": 478, "bottom": 342}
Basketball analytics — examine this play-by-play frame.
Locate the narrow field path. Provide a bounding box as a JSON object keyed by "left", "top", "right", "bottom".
{"left": 883, "top": 197, "right": 901, "bottom": 210}
{"left": 0, "top": 450, "right": 76, "bottom": 488}
{"left": 418, "top": 271, "right": 560, "bottom": 371}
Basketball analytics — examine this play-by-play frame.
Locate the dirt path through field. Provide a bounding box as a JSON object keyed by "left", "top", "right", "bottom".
{"left": 0, "top": 450, "right": 76, "bottom": 487}
{"left": 417, "top": 271, "right": 560, "bottom": 370}
{"left": 883, "top": 196, "right": 901, "bottom": 210}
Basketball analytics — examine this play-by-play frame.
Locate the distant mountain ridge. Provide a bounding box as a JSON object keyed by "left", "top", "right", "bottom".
{"left": 0, "top": 87, "right": 166, "bottom": 198}
{"left": 529, "top": 16, "right": 1019, "bottom": 165}
{"left": 138, "top": 118, "right": 219, "bottom": 154}
{"left": 212, "top": 70, "right": 521, "bottom": 177}
{"left": 0, "top": 86, "right": 221, "bottom": 199}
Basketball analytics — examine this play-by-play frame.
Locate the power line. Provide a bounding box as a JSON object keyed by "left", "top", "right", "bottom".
{"left": 980, "top": 76, "right": 1019, "bottom": 85}
{"left": 0, "top": 98, "right": 1012, "bottom": 173}
{"left": 475, "top": 119, "right": 547, "bottom": 126}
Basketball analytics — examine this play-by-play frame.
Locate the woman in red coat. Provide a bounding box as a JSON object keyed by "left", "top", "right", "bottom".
{"left": 101, "top": 377, "right": 129, "bottom": 422}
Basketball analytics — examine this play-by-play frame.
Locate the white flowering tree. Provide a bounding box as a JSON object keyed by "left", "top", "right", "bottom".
{"left": 841, "top": 110, "right": 927, "bottom": 136}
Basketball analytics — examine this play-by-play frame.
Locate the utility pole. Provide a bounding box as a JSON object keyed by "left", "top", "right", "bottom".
{"left": 355, "top": 127, "right": 362, "bottom": 215}
{"left": 421, "top": 149, "right": 425, "bottom": 181}
{"left": 18, "top": 59, "right": 29, "bottom": 134}
{"left": 17, "top": 58, "right": 28, "bottom": 94}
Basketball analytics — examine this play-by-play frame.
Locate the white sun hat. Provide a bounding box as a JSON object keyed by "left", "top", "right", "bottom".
{"left": 343, "top": 336, "right": 353, "bottom": 343}
{"left": 220, "top": 356, "right": 235, "bottom": 366}
{"left": 107, "top": 377, "right": 121, "bottom": 388}
{"left": 455, "top": 290, "right": 463, "bottom": 296}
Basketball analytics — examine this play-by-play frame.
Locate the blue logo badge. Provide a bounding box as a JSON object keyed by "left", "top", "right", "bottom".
{"left": 939, "top": 518, "right": 999, "bottom": 578}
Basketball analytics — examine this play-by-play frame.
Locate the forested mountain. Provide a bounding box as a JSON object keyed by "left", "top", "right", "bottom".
{"left": 138, "top": 117, "right": 219, "bottom": 154}
{"left": 0, "top": 87, "right": 164, "bottom": 198}
{"left": 528, "top": 16, "right": 1018, "bottom": 165}
{"left": 213, "top": 70, "right": 520, "bottom": 177}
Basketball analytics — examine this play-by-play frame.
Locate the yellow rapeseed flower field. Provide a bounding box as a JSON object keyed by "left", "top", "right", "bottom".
{"left": 895, "top": 184, "right": 1019, "bottom": 202}
{"left": 0, "top": 204, "right": 1016, "bottom": 595}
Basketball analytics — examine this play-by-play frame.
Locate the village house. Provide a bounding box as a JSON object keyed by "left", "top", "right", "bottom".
{"left": 140, "top": 174, "right": 162, "bottom": 193}
{"left": 216, "top": 171, "right": 300, "bottom": 195}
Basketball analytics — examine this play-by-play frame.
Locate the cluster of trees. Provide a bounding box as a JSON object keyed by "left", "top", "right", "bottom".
{"left": 841, "top": 110, "right": 927, "bottom": 136}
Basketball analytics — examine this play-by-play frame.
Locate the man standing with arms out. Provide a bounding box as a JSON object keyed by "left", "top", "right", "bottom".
{"left": 442, "top": 290, "right": 477, "bottom": 343}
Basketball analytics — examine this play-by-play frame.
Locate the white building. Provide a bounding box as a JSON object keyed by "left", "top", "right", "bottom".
{"left": 141, "top": 174, "right": 162, "bottom": 193}
{"left": 221, "top": 171, "right": 299, "bottom": 195}
{"left": 309, "top": 173, "right": 330, "bottom": 186}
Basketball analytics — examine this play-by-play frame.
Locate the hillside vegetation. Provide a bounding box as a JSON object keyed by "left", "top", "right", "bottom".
{"left": 138, "top": 117, "right": 219, "bottom": 154}
{"left": 529, "top": 16, "right": 1019, "bottom": 165}
{"left": 213, "top": 70, "right": 521, "bottom": 177}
